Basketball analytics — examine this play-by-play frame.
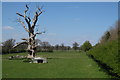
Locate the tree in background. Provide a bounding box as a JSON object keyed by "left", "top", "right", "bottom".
{"left": 66, "top": 46, "right": 71, "bottom": 51}
{"left": 13, "top": 5, "right": 45, "bottom": 58}
{"left": 42, "top": 42, "right": 51, "bottom": 49}
{"left": 2, "top": 39, "right": 28, "bottom": 54}
{"left": 39, "top": 41, "right": 53, "bottom": 52}
{"left": 100, "top": 20, "right": 120, "bottom": 44}
{"left": 54, "top": 44, "right": 59, "bottom": 50}
{"left": 73, "top": 42, "right": 79, "bottom": 50}
{"left": 2, "top": 39, "right": 15, "bottom": 54}
{"left": 61, "top": 43, "right": 65, "bottom": 50}
{"left": 100, "top": 31, "right": 111, "bottom": 44}
{"left": 109, "top": 21, "right": 120, "bottom": 41}
{"left": 80, "top": 41, "right": 92, "bottom": 52}
{"left": 35, "top": 39, "right": 42, "bottom": 46}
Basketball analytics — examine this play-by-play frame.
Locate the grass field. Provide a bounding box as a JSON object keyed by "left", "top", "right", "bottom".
{"left": 2, "top": 51, "right": 110, "bottom": 78}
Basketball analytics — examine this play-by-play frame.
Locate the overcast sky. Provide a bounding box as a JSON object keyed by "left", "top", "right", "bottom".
{"left": 2, "top": 2, "right": 118, "bottom": 46}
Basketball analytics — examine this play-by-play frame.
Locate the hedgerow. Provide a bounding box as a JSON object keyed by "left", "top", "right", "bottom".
{"left": 87, "top": 40, "right": 120, "bottom": 77}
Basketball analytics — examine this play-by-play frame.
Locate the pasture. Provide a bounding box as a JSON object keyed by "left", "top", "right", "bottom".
{"left": 2, "top": 51, "right": 110, "bottom": 78}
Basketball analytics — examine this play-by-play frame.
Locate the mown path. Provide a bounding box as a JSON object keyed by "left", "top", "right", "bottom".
{"left": 2, "top": 51, "right": 110, "bottom": 78}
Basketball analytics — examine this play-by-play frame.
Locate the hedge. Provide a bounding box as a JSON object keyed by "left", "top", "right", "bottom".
{"left": 87, "top": 40, "right": 120, "bottom": 78}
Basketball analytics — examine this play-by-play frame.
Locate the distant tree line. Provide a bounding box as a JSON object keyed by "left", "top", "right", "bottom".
{"left": 1, "top": 38, "right": 93, "bottom": 54}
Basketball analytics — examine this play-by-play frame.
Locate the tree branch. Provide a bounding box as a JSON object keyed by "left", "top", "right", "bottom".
{"left": 21, "top": 38, "right": 28, "bottom": 41}
{"left": 16, "top": 4, "right": 31, "bottom": 29}
{"left": 28, "top": 17, "right": 31, "bottom": 23}
{"left": 16, "top": 13, "right": 24, "bottom": 17}
{"left": 13, "top": 42, "right": 28, "bottom": 48}
{"left": 34, "top": 31, "right": 45, "bottom": 37}
{"left": 31, "top": 6, "right": 44, "bottom": 29}
{"left": 24, "top": 4, "right": 29, "bottom": 18}
{"left": 17, "top": 18, "right": 29, "bottom": 33}
{"left": 24, "top": 5, "right": 31, "bottom": 29}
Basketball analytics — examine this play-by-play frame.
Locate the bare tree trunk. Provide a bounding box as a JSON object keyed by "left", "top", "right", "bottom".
{"left": 27, "top": 32, "right": 36, "bottom": 58}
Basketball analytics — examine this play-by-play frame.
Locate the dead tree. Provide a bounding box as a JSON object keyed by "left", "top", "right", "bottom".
{"left": 13, "top": 5, "right": 45, "bottom": 58}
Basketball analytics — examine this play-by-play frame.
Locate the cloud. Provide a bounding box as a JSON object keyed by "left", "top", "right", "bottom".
{"left": 3, "top": 26, "right": 14, "bottom": 30}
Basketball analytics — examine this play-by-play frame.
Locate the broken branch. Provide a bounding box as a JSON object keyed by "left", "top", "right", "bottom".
{"left": 13, "top": 42, "right": 28, "bottom": 48}
{"left": 16, "top": 13, "right": 24, "bottom": 18}
{"left": 21, "top": 38, "right": 28, "bottom": 41}
{"left": 34, "top": 31, "right": 45, "bottom": 37}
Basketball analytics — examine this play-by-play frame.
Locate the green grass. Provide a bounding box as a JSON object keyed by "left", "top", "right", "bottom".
{"left": 2, "top": 51, "right": 110, "bottom": 78}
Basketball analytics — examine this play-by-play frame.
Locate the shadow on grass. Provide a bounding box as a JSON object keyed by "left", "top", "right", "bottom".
{"left": 7, "top": 57, "right": 60, "bottom": 63}
{"left": 87, "top": 54, "right": 120, "bottom": 79}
